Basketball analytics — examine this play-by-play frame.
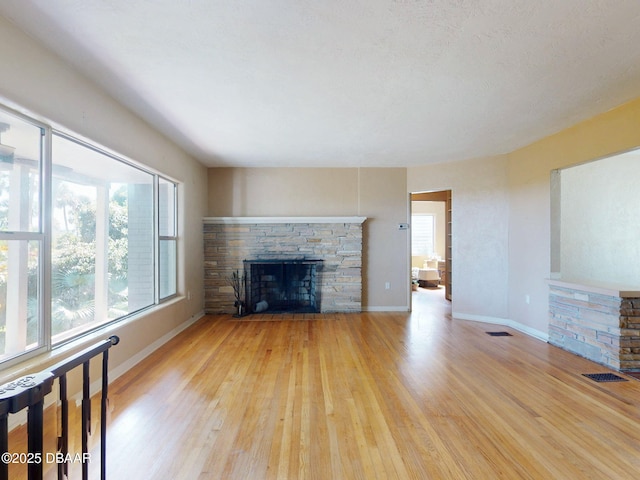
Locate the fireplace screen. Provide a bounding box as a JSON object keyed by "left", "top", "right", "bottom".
{"left": 244, "top": 259, "right": 322, "bottom": 313}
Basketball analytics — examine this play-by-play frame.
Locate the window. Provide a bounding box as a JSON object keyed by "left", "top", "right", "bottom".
{"left": 52, "top": 134, "right": 156, "bottom": 343}
{"left": 0, "top": 103, "right": 179, "bottom": 363}
{"left": 0, "top": 110, "right": 44, "bottom": 360}
{"left": 411, "top": 214, "right": 435, "bottom": 257}
{"left": 158, "top": 178, "right": 177, "bottom": 300}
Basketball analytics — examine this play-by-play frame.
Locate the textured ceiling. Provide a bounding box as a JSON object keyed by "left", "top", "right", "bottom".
{"left": 2, "top": 1, "right": 640, "bottom": 167}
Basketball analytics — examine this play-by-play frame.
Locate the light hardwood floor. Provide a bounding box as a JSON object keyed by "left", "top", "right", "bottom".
{"left": 9, "top": 288, "right": 640, "bottom": 478}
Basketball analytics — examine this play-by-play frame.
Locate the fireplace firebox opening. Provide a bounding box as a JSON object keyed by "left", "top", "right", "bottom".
{"left": 244, "top": 259, "right": 322, "bottom": 314}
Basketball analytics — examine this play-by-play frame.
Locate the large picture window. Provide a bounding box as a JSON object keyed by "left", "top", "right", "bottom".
{"left": 0, "top": 104, "right": 179, "bottom": 363}
{"left": 52, "top": 134, "right": 157, "bottom": 342}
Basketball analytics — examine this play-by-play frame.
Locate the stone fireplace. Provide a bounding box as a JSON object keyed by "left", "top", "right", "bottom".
{"left": 203, "top": 217, "right": 366, "bottom": 314}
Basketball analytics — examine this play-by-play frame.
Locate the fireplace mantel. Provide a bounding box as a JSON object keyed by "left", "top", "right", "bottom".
{"left": 203, "top": 216, "right": 367, "bottom": 225}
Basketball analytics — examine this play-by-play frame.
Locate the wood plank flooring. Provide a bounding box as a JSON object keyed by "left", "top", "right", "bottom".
{"left": 8, "top": 287, "right": 640, "bottom": 479}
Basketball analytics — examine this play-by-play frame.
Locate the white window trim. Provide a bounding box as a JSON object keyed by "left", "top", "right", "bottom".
{"left": 0, "top": 102, "right": 179, "bottom": 366}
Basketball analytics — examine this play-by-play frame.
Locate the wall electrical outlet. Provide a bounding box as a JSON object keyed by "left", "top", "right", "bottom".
{"left": 385, "top": 282, "right": 391, "bottom": 290}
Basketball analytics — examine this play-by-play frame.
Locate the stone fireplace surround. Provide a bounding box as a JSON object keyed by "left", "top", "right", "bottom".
{"left": 204, "top": 217, "right": 366, "bottom": 314}
{"left": 548, "top": 279, "right": 640, "bottom": 371}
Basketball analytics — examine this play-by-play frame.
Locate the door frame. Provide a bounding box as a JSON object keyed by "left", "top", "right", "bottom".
{"left": 409, "top": 190, "right": 452, "bottom": 310}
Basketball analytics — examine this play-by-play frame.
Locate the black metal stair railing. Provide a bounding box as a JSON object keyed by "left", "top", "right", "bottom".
{"left": 0, "top": 335, "right": 119, "bottom": 480}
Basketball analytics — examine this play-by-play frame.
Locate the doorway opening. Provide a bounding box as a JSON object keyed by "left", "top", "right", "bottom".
{"left": 410, "top": 190, "right": 451, "bottom": 311}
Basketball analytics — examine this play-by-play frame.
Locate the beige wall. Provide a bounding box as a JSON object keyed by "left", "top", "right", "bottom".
{"left": 404, "top": 99, "right": 640, "bottom": 339}
{"left": 208, "top": 167, "right": 409, "bottom": 310}
{"left": 0, "top": 16, "right": 207, "bottom": 385}
{"left": 208, "top": 168, "right": 360, "bottom": 216}
{"left": 408, "top": 156, "right": 510, "bottom": 321}
{"left": 207, "top": 100, "right": 640, "bottom": 337}
{"left": 207, "top": 95, "right": 640, "bottom": 333}
{"left": 358, "top": 168, "right": 409, "bottom": 309}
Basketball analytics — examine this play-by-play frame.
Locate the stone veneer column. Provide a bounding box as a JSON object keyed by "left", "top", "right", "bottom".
{"left": 203, "top": 217, "right": 365, "bottom": 314}
{"left": 548, "top": 280, "right": 640, "bottom": 371}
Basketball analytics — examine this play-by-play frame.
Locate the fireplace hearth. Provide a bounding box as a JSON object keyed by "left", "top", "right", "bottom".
{"left": 244, "top": 259, "right": 323, "bottom": 313}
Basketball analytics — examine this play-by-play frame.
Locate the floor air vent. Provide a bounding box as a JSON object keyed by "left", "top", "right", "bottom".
{"left": 485, "top": 331, "right": 512, "bottom": 337}
{"left": 582, "top": 373, "right": 628, "bottom": 383}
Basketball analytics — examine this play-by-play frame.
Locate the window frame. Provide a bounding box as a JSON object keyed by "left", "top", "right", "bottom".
{"left": 157, "top": 176, "right": 178, "bottom": 302}
{"left": 0, "top": 102, "right": 180, "bottom": 366}
{"left": 50, "top": 131, "right": 160, "bottom": 345}
{"left": 0, "top": 106, "right": 49, "bottom": 365}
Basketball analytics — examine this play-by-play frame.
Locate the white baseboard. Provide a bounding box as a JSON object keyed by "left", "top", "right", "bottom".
{"left": 452, "top": 312, "right": 549, "bottom": 342}
{"left": 362, "top": 306, "right": 410, "bottom": 312}
{"left": 109, "top": 311, "right": 204, "bottom": 380}
{"left": 7, "top": 312, "right": 205, "bottom": 431}
{"left": 73, "top": 311, "right": 204, "bottom": 405}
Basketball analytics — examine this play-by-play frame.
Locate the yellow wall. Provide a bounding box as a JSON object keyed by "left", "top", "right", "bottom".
{"left": 507, "top": 97, "right": 640, "bottom": 335}
{"left": 406, "top": 98, "right": 640, "bottom": 338}
{"left": 208, "top": 167, "right": 410, "bottom": 310}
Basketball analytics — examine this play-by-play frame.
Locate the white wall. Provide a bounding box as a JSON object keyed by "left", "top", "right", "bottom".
{"left": 559, "top": 150, "right": 640, "bottom": 288}
{"left": 0, "top": 15, "right": 207, "bottom": 383}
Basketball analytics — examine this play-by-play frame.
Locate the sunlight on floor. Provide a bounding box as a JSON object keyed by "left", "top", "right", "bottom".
{"left": 411, "top": 285, "right": 450, "bottom": 313}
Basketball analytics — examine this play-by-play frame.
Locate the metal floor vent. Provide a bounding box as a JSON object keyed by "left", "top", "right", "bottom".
{"left": 582, "top": 373, "right": 628, "bottom": 383}
{"left": 486, "top": 331, "right": 512, "bottom": 337}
